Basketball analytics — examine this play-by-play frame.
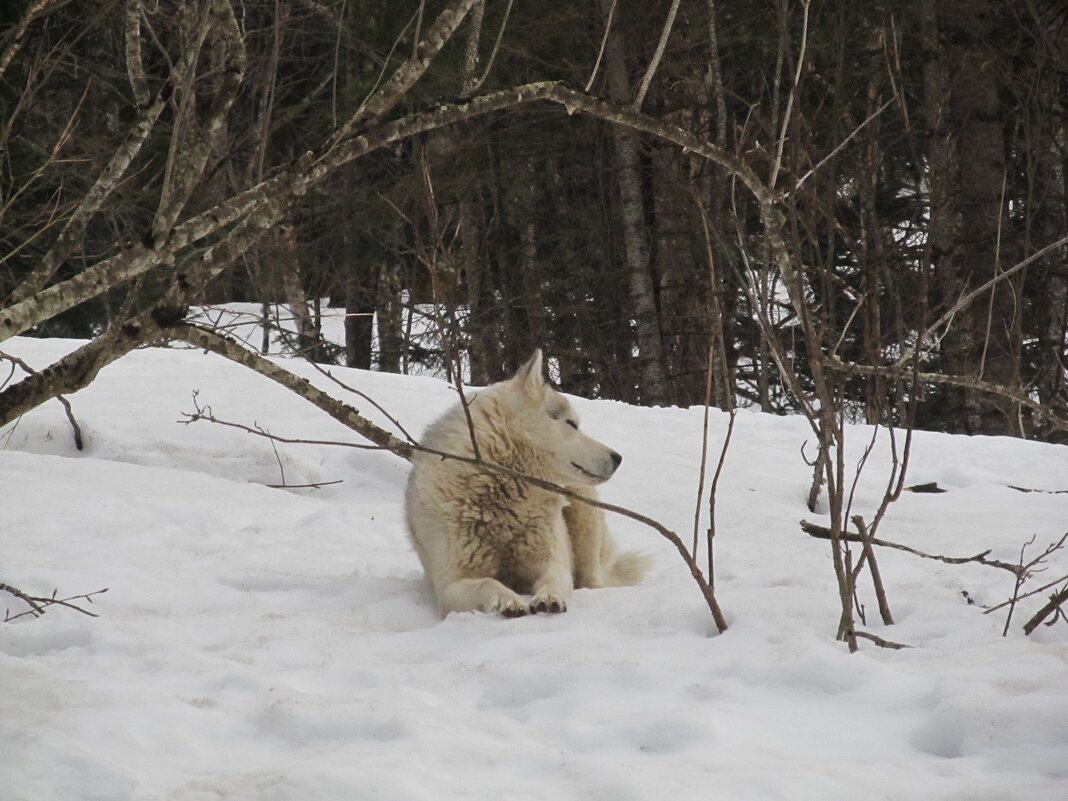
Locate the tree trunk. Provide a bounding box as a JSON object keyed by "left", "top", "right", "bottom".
{"left": 456, "top": 1, "right": 501, "bottom": 384}
{"left": 925, "top": 0, "right": 1017, "bottom": 435}
{"left": 460, "top": 190, "right": 495, "bottom": 383}
{"left": 376, "top": 261, "right": 402, "bottom": 373}
{"left": 1025, "top": 11, "right": 1068, "bottom": 441}
{"left": 599, "top": 0, "right": 668, "bottom": 405}
{"left": 1032, "top": 115, "right": 1068, "bottom": 439}
{"left": 277, "top": 226, "right": 325, "bottom": 362}
{"left": 859, "top": 55, "right": 887, "bottom": 425}
{"left": 341, "top": 161, "right": 377, "bottom": 369}
{"left": 515, "top": 153, "right": 546, "bottom": 351}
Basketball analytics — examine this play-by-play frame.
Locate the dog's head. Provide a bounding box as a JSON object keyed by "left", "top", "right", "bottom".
{"left": 503, "top": 350, "right": 622, "bottom": 486}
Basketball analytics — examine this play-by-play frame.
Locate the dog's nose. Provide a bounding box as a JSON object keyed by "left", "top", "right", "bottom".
{"left": 610, "top": 451, "right": 622, "bottom": 468}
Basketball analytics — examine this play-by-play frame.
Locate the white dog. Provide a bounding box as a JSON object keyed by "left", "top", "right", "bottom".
{"left": 406, "top": 350, "right": 649, "bottom": 616}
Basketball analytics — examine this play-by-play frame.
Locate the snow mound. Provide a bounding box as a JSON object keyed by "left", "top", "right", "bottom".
{"left": 2, "top": 336, "right": 1067, "bottom": 800}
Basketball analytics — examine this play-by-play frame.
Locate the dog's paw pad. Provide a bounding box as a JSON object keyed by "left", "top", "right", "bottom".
{"left": 530, "top": 597, "right": 567, "bottom": 614}
{"left": 492, "top": 595, "right": 529, "bottom": 618}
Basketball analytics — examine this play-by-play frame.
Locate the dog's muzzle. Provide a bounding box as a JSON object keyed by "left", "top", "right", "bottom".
{"left": 572, "top": 450, "right": 622, "bottom": 482}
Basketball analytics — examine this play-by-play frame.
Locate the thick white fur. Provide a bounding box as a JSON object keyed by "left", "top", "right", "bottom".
{"left": 406, "top": 350, "right": 650, "bottom": 616}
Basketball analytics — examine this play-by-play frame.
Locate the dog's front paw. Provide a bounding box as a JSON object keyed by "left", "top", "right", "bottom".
{"left": 529, "top": 593, "right": 568, "bottom": 614}
{"left": 488, "top": 591, "right": 528, "bottom": 618}
{"left": 497, "top": 599, "right": 528, "bottom": 617}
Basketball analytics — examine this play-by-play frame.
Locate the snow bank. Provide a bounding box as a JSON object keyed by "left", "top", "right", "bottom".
{"left": 2, "top": 337, "right": 1066, "bottom": 800}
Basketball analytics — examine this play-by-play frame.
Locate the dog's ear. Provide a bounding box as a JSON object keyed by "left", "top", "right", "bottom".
{"left": 512, "top": 349, "right": 545, "bottom": 400}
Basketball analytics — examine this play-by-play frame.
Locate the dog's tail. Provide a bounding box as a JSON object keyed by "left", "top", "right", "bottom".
{"left": 603, "top": 548, "right": 653, "bottom": 587}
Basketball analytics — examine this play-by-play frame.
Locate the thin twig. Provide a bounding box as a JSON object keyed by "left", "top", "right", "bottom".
{"left": 271, "top": 338, "right": 417, "bottom": 444}
{"left": 1002, "top": 534, "right": 1036, "bottom": 636}
{"left": 983, "top": 571, "right": 1068, "bottom": 615}
{"left": 265, "top": 423, "right": 288, "bottom": 487}
{"left": 790, "top": 96, "right": 896, "bottom": 194}
{"left": 692, "top": 191, "right": 736, "bottom": 583}
{"left": 470, "top": 0, "right": 513, "bottom": 94}
{"left": 586, "top": 0, "right": 617, "bottom": 93}
{"left": 632, "top": 0, "right": 682, "bottom": 111}
{"left": 895, "top": 232, "right": 1068, "bottom": 369}
{"left": 2, "top": 583, "right": 108, "bottom": 622}
{"left": 769, "top": 0, "right": 810, "bottom": 189}
{"left": 179, "top": 402, "right": 386, "bottom": 452}
{"left": 693, "top": 342, "right": 716, "bottom": 555}
{"left": 707, "top": 409, "right": 736, "bottom": 588}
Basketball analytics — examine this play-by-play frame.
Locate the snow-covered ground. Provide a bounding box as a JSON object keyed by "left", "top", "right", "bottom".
{"left": 2, "top": 335, "right": 1067, "bottom": 801}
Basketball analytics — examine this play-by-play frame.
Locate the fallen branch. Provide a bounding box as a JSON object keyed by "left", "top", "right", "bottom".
{"left": 851, "top": 515, "right": 894, "bottom": 625}
{"left": 1, "top": 582, "right": 108, "bottom": 623}
{"left": 1022, "top": 584, "right": 1068, "bottom": 635}
{"left": 851, "top": 629, "right": 910, "bottom": 650}
{"left": 800, "top": 519, "right": 1025, "bottom": 577}
{"left": 265, "top": 480, "right": 344, "bottom": 490}
{"left": 0, "top": 350, "right": 84, "bottom": 450}
{"left": 906, "top": 482, "right": 945, "bottom": 493}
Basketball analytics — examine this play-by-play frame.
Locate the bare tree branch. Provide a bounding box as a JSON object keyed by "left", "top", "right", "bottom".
{"left": 0, "top": 350, "right": 83, "bottom": 449}
{"left": 852, "top": 629, "right": 909, "bottom": 650}
{"left": 769, "top": 0, "right": 810, "bottom": 189}
{"left": 2, "top": 582, "right": 108, "bottom": 622}
{"left": 0, "top": 0, "right": 64, "bottom": 83}
{"left": 326, "top": 0, "right": 483, "bottom": 146}
{"left": 1002, "top": 534, "right": 1037, "bottom": 635}
{"left": 1023, "top": 584, "right": 1068, "bottom": 635}
{"left": 124, "top": 0, "right": 150, "bottom": 106}
{"left": 825, "top": 355, "right": 1068, "bottom": 433}
{"left": 983, "top": 571, "right": 1068, "bottom": 615}
{"left": 4, "top": 85, "right": 170, "bottom": 305}
{"left": 470, "top": 0, "right": 513, "bottom": 94}
{"left": 800, "top": 519, "right": 1026, "bottom": 577}
{"left": 632, "top": 0, "right": 682, "bottom": 111}
{"left": 585, "top": 0, "right": 617, "bottom": 92}
{"left": 895, "top": 232, "right": 1068, "bottom": 370}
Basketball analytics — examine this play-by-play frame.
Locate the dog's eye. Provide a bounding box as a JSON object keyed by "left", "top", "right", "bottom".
{"left": 565, "top": 419, "right": 578, "bottom": 430}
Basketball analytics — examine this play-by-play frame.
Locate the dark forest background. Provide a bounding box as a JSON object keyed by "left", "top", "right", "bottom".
{"left": 1, "top": 0, "right": 1066, "bottom": 439}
